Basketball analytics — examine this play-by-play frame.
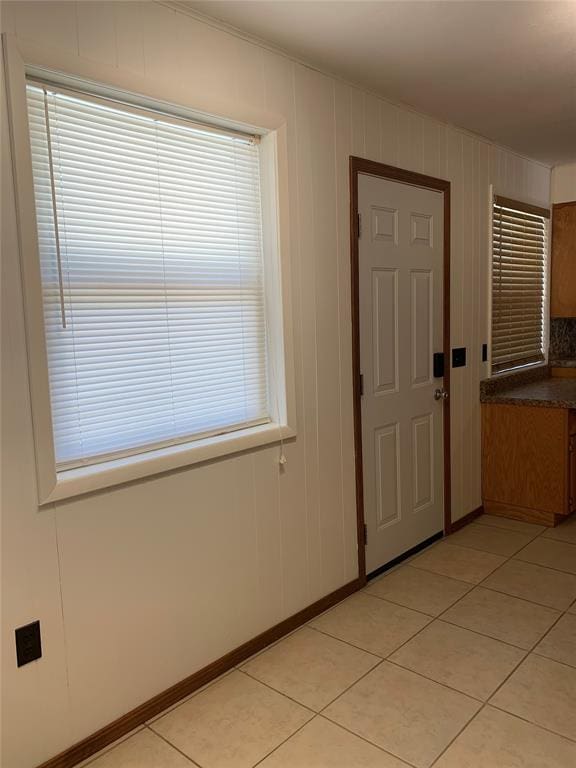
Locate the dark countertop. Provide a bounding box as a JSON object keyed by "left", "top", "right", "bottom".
{"left": 550, "top": 359, "right": 576, "bottom": 368}
{"left": 481, "top": 377, "right": 576, "bottom": 409}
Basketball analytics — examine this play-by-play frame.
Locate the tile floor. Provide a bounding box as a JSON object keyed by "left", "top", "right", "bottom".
{"left": 81, "top": 513, "right": 576, "bottom": 768}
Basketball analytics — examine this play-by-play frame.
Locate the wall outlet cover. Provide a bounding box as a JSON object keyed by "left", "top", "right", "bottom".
{"left": 15, "top": 621, "right": 42, "bottom": 667}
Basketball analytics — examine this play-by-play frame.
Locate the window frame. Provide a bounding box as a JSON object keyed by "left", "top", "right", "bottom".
{"left": 3, "top": 38, "right": 296, "bottom": 504}
{"left": 488, "top": 189, "right": 551, "bottom": 377}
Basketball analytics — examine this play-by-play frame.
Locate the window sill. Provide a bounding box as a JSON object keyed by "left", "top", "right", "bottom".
{"left": 490, "top": 361, "right": 548, "bottom": 378}
{"left": 41, "top": 422, "right": 296, "bottom": 505}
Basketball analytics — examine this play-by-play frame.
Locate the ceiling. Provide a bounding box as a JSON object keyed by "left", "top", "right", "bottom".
{"left": 179, "top": 1, "right": 576, "bottom": 166}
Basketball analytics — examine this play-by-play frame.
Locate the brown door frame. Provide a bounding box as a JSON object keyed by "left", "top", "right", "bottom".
{"left": 350, "top": 156, "right": 452, "bottom": 582}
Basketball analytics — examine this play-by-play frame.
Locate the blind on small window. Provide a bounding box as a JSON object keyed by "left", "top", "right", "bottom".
{"left": 26, "top": 82, "right": 269, "bottom": 469}
{"left": 491, "top": 195, "right": 549, "bottom": 374}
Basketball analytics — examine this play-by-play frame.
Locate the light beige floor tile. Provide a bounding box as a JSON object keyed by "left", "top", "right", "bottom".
{"left": 491, "top": 654, "right": 576, "bottom": 741}
{"left": 364, "top": 564, "right": 471, "bottom": 616}
{"left": 535, "top": 613, "right": 576, "bottom": 668}
{"left": 389, "top": 620, "right": 525, "bottom": 700}
{"left": 515, "top": 537, "right": 576, "bottom": 575}
{"left": 324, "top": 661, "right": 480, "bottom": 768}
{"left": 448, "top": 524, "right": 533, "bottom": 556}
{"left": 241, "top": 627, "right": 380, "bottom": 711}
{"left": 258, "top": 717, "right": 410, "bottom": 768}
{"left": 434, "top": 706, "right": 576, "bottom": 768}
{"left": 410, "top": 542, "right": 505, "bottom": 584}
{"left": 151, "top": 670, "right": 312, "bottom": 768}
{"left": 543, "top": 515, "right": 576, "bottom": 544}
{"left": 442, "top": 587, "right": 560, "bottom": 649}
{"left": 86, "top": 728, "right": 193, "bottom": 768}
{"left": 309, "top": 592, "right": 430, "bottom": 657}
{"left": 475, "top": 514, "right": 545, "bottom": 537}
{"left": 481, "top": 559, "right": 576, "bottom": 610}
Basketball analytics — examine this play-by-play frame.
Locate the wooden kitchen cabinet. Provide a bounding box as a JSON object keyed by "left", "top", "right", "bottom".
{"left": 482, "top": 403, "right": 576, "bottom": 525}
{"left": 551, "top": 201, "right": 576, "bottom": 318}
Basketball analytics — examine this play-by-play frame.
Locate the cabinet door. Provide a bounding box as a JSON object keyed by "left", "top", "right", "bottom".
{"left": 482, "top": 404, "right": 567, "bottom": 514}
{"left": 551, "top": 202, "right": 576, "bottom": 318}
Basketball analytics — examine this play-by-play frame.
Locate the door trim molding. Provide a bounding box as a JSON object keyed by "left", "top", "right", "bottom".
{"left": 350, "top": 157, "right": 452, "bottom": 580}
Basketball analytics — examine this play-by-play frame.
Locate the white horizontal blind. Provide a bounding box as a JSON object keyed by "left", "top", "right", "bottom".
{"left": 491, "top": 196, "right": 548, "bottom": 374}
{"left": 26, "top": 82, "right": 269, "bottom": 469}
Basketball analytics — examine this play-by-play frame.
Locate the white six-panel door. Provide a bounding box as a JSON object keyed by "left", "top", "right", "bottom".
{"left": 358, "top": 173, "right": 445, "bottom": 574}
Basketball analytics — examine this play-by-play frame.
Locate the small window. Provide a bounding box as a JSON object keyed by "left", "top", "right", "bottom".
{"left": 491, "top": 195, "right": 550, "bottom": 374}
{"left": 26, "top": 81, "right": 272, "bottom": 469}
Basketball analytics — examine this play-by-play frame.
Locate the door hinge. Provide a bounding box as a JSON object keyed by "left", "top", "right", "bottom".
{"left": 357, "top": 212, "right": 362, "bottom": 239}
{"left": 363, "top": 523, "right": 368, "bottom": 546}
{"left": 359, "top": 373, "right": 364, "bottom": 396}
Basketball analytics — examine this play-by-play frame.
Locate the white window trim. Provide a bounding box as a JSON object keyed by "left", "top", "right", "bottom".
{"left": 2, "top": 35, "right": 296, "bottom": 504}
{"left": 487, "top": 184, "right": 551, "bottom": 378}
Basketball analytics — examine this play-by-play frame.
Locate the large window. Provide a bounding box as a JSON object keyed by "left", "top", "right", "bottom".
{"left": 491, "top": 195, "right": 550, "bottom": 374}
{"left": 26, "top": 81, "right": 271, "bottom": 469}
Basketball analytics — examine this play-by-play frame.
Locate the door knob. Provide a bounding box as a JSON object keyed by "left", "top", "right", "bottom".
{"left": 434, "top": 388, "right": 448, "bottom": 401}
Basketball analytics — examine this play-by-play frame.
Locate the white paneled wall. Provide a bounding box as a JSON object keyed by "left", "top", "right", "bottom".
{"left": 0, "top": 3, "right": 550, "bottom": 766}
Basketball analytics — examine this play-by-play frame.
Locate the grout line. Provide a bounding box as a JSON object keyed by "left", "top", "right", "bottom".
{"left": 250, "top": 715, "right": 317, "bottom": 767}
{"left": 316, "top": 713, "right": 418, "bottom": 767}
{"left": 313, "top": 589, "right": 438, "bottom": 620}
{"left": 434, "top": 615, "right": 542, "bottom": 652}
{"left": 145, "top": 726, "right": 203, "bottom": 767}
{"left": 359, "top": 589, "right": 444, "bottom": 617}
{"left": 517, "top": 653, "right": 576, "bottom": 675}
{"left": 513, "top": 554, "right": 576, "bottom": 578}
{"left": 442, "top": 538, "right": 529, "bottom": 559}
{"left": 488, "top": 702, "right": 576, "bottom": 745}
{"left": 317, "top": 657, "right": 388, "bottom": 715}
{"left": 362, "top": 576, "right": 475, "bottom": 616}
{"left": 477, "top": 582, "right": 576, "bottom": 613}
{"left": 431, "top": 587, "right": 565, "bottom": 646}
{"left": 237, "top": 667, "right": 321, "bottom": 715}
{"left": 451, "top": 520, "right": 538, "bottom": 539}
{"left": 428, "top": 702, "right": 492, "bottom": 767}
{"left": 525, "top": 604, "right": 572, "bottom": 650}
{"left": 444, "top": 529, "right": 534, "bottom": 560}
{"left": 531, "top": 648, "right": 576, "bottom": 670}
{"left": 477, "top": 650, "right": 576, "bottom": 746}
{"left": 306, "top": 618, "right": 432, "bottom": 659}
{"left": 407, "top": 560, "right": 490, "bottom": 586}
{"left": 474, "top": 518, "right": 545, "bottom": 539}
{"left": 382, "top": 655, "right": 487, "bottom": 704}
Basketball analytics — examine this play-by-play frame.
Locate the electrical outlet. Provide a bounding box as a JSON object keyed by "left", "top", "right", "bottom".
{"left": 15, "top": 621, "right": 42, "bottom": 667}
